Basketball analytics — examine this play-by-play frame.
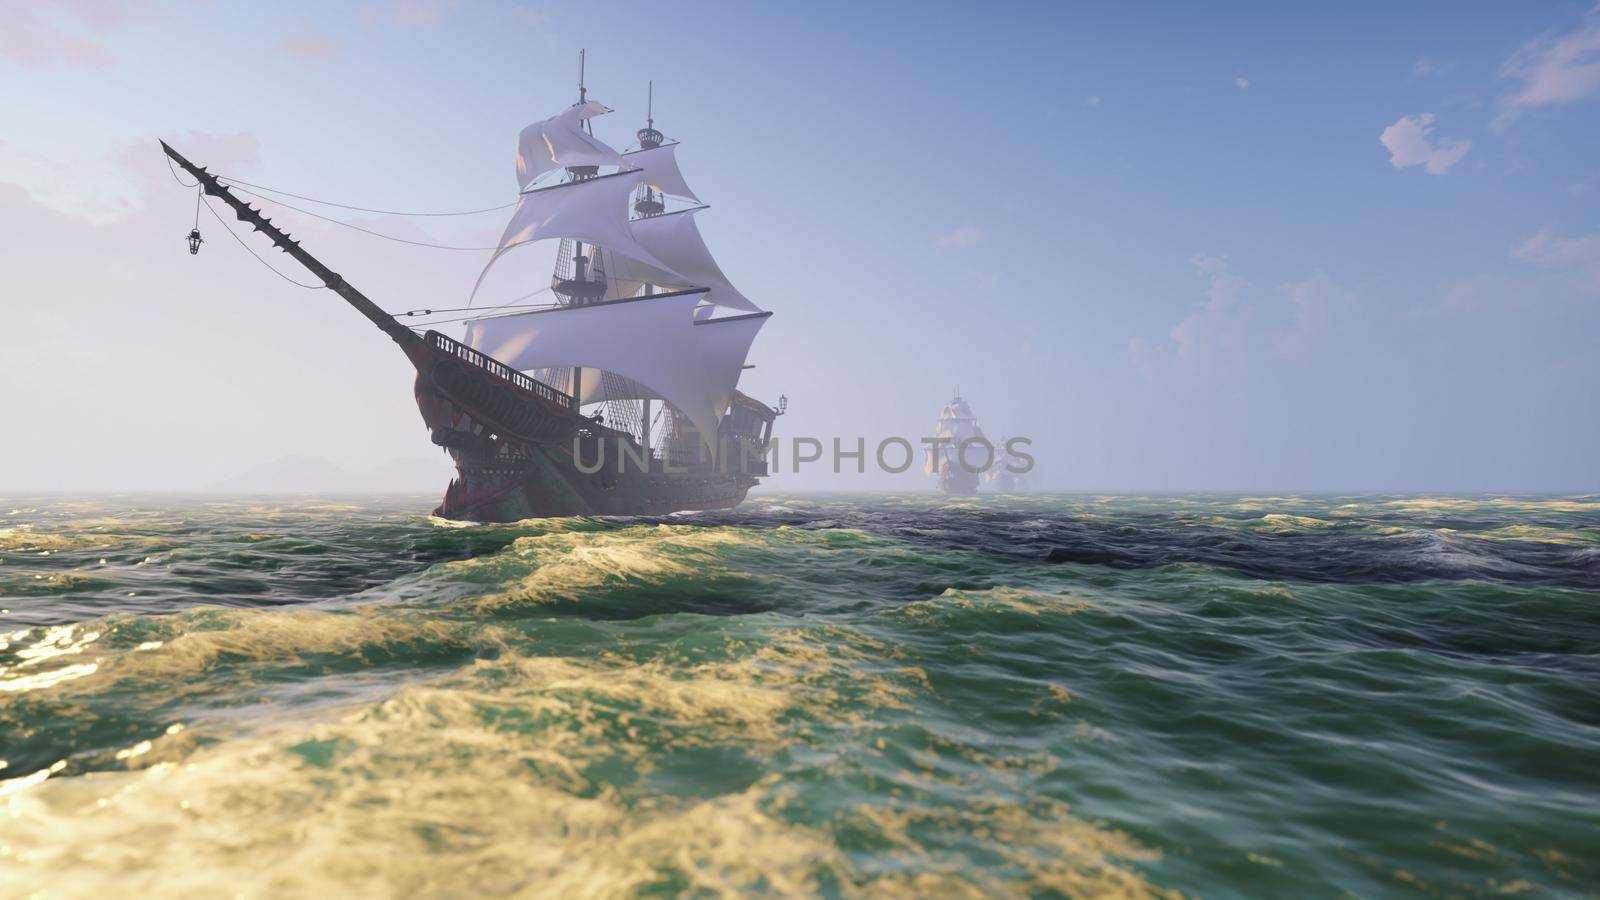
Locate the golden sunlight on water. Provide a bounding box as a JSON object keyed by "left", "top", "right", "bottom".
{"left": 0, "top": 629, "right": 1167, "bottom": 897}
{"left": 1, "top": 494, "right": 1595, "bottom": 896}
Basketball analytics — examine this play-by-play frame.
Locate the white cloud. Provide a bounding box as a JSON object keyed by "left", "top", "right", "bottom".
{"left": 0, "top": 2, "right": 143, "bottom": 68}
{"left": 1498, "top": 4, "right": 1600, "bottom": 122}
{"left": 1234, "top": 76, "right": 1250, "bottom": 90}
{"left": 280, "top": 31, "right": 339, "bottom": 63}
{"left": 365, "top": 0, "right": 459, "bottom": 29}
{"left": 1438, "top": 272, "right": 1527, "bottom": 311}
{"left": 1133, "top": 258, "right": 1357, "bottom": 370}
{"left": 1124, "top": 254, "right": 1254, "bottom": 373}
{"left": 1084, "top": 95, "right": 1101, "bottom": 107}
{"left": 1513, "top": 228, "right": 1600, "bottom": 291}
{"left": 1276, "top": 272, "right": 1355, "bottom": 356}
{"left": 1167, "top": 254, "right": 1247, "bottom": 363}
{"left": 1379, "top": 113, "right": 1471, "bottom": 175}
{"left": 1412, "top": 58, "right": 1438, "bottom": 77}
{"left": 0, "top": 130, "right": 260, "bottom": 225}
{"left": 934, "top": 226, "right": 986, "bottom": 250}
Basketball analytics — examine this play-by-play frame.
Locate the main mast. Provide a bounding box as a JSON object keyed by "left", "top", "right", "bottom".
{"left": 557, "top": 49, "right": 601, "bottom": 408}
{"left": 479, "top": 60, "right": 764, "bottom": 457}
{"left": 634, "top": 80, "right": 664, "bottom": 449}
{"left": 542, "top": 53, "right": 651, "bottom": 444}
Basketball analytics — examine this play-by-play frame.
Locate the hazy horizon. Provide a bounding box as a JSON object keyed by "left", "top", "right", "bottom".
{"left": 4, "top": 1, "right": 1598, "bottom": 494}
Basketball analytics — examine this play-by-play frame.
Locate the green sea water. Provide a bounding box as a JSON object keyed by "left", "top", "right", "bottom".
{"left": 1, "top": 493, "right": 1596, "bottom": 897}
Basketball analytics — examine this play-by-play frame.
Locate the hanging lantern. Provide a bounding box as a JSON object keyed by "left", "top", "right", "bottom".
{"left": 186, "top": 228, "right": 204, "bottom": 255}
{"left": 777, "top": 394, "right": 789, "bottom": 416}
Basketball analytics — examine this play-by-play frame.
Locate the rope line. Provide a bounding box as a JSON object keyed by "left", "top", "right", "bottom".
{"left": 399, "top": 304, "right": 560, "bottom": 328}
{"left": 389, "top": 287, "right": 554, "bottom": 318}
{"left": 214, "top": 175, "right": 516, "bottom": 217}
{"left": 202, "top": 196, "right": 324, "bottom": 290}
{"left": 220, "top": 182, "right": 501, "bottom": 251}
{"left": 172, "top": 163, "right": 571, "bottom": 313}
{"left": 165, "top": 154, "right": 198, "bottom": 188}
{"left": 405, "top": 312, "right": 521, "bottom": 328}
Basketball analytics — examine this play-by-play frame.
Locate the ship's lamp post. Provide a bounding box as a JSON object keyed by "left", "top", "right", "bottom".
{"left": 186, "top": 228, "right": 204, "bottom": 255}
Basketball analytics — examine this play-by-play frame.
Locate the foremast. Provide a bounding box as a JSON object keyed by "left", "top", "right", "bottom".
{"left": 630, "top": 80, "right": 664, "bottom": 451}
{"left": 158, "top": 140, "right": 419, "bottom": 352}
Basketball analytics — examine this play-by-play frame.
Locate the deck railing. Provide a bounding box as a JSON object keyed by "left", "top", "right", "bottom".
{"left": 427, "top": 331, "right": 573, "bottom": 408}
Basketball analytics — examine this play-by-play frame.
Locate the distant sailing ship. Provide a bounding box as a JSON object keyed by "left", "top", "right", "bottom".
{"left": 924, "top": 390, "right": 985, "bottom": 494}
{"left": 162, "top": 56, "right": 780, "bottom": 522}
{"left": 985, "top": 439, "right": 1033, "bottom": 492}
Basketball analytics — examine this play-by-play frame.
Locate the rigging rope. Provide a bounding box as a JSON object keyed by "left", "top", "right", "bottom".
{"left": 389, "top": 286, "right": 555, "bottom": 318}
{"left": 396, "top": 288, "right": 559, "bottom": 327}
{"left": 214, "top": 175, "right": 517, "bottom": 217}
{"left": 164, "top": 154, "right": 198, "bottom": 188}
{"left": 171, "top": 163, "right": 572, "bottom": 314}
{"left": 220, "top": 182, "right": 502, "bottom": 251}
{"left": 402, "top": 309, "right": 545, "bottom": 328}
{"left": 202, "top": 196, "right": 324, "bottom": 290}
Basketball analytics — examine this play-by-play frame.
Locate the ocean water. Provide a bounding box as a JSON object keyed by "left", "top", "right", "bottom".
{"left": 1, "top": 493, "right": 1596, "bottom": 897}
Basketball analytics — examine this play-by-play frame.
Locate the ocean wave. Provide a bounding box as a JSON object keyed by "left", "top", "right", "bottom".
{"left": 2, "top": 493, "right": 1597, "bottom": 896}
{"left": 0, "top": 615, "right": 1164, "bottom": 897}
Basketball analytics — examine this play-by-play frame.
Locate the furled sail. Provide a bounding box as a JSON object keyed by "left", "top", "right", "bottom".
{"left": 608, "top": 209, "right": 759, "bottom": 312}
{"left": 621, "top": 143, "right": 699, "bottom": 202}
{"left": 516, "top": 100, "right": 620, "bottom": 190}
{"left": 471, "top": 171, "right": 676, "bottom": 302}
{"left": 461, "top": 290, "right": 768, "bottom": 452}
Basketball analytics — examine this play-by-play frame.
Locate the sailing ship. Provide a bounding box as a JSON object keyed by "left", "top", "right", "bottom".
{"left": 985, "top": 439, "right": 1032, "bottom": 492}
{"left": 924, "top": 390, "right": 985, "bottom": 495}
{"left": 162, "top": 60, "right": 780, "bottom": 522}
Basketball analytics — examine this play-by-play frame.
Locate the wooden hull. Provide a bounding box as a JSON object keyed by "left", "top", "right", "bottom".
{"left": 408, "top": 331, "right": 768, "bottom": 522}
{"left": 434, "top": 444, "right": 760, "bottom": 521}
{"left": 936, "top": 463, "right": 980, "bottom": 496}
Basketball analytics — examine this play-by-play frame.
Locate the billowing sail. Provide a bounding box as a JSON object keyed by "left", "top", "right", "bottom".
{"left": 461, "top": 290, "right": 768, "bottom": 452}
{"left": 986, "top": 439, "right": 1032, "bottom": 490}
{"left": 516, "top": 100, "right": 620, "bottom": 190}
{"left": 569, "top": 368, "right": 659, "bottom": 405}
{"left": 696, "top": 311, "right": 771, "bottom": 427}
{"left": 621, "top": 143, "right": 699, "bottom": 202}
{"left": 471, "top": 171, "right": 676, "bottom": 302}
{"left": 608, "top": 208, "right": 759, "bottom": 312}
{"left": 924, "top": 394, "right": 986, "bottom": 475}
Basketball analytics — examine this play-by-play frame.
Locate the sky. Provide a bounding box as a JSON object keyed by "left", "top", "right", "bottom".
{"left": 1, "top": 0, "right": 1597, "bottom": 494}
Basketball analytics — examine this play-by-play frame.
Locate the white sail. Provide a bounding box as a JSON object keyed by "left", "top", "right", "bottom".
{"left": 608, "top": 209, "right": 760, "bottom": 312}
{"left": 985, "top": 439, "right": 1031, "bottom": 490}
{"left": 621, "top": 143, "right": 699, "bottom": 202}
{"left": 516, "top": 101, "right": 622, "bottom": 190}
{"left": 924, "top": 395, "right": 986, "bottom": 475}
{"left": 461, "top": 290, "right": 767, "bottom": 453}
{"left": 696, "top": 311, "right": 771, "bottom": 426}
{"left": 571, "top": 368, "right": 660, "bottom": 405}
{"left": 571, "top": 99, "right": 610, "bottom": 121}
{"left": 471, "top": 171, "right": 676, "bottom": 302}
